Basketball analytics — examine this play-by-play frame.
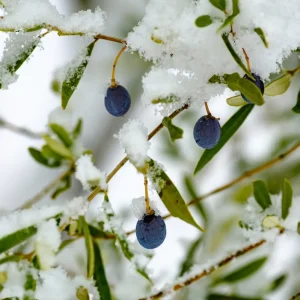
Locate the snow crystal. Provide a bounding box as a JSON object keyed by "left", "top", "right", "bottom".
{"left": 0, "top": 197, "right": 87, "bottom": 240}
{"left": 115, "top": 119, "right": 150, "bottom": 170}
{"left": 75, "top": 154, "right": 107, "bottom": 191}
{"left": 35, "top": 219, "right": 61, "bottom": 270}
{"left": 0, "top": 0, "right": 106, "bottom": 35}
{"left": 48, "top": 106, "right": 73, "bottom": 132}
{"left": 147, "top": 160, "right": 166, "bottom": 193}
{"left": 131, "top": 197, "right": 161, "bottom": 219}
{"left": 35, "top": 266, "right": 99, "bottom": 300}
{"left": 127, "top": 0, "right": 300, "bottom": 115}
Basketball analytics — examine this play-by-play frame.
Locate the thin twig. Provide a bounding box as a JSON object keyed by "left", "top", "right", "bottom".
{"left": 87, "top": 103, "right": 189, "bottom": 202}
{"left": 288, "top": 65, "right": 300, "bottom": 77}
{"left": 21, "top": 165, "right": 74, "bottom": 209}
{"left": 140, "top": 239, "right": 266, "bottom": 299}
{"left": 0, "top": 117, "right": 43, "bottom": 139}
{"left": 204, "top": 102, "right": 211, "bottom": 116}
{"left": 111, "top": 45, "right": 127, "bottom": 87}
{"left": 144, "top": 175, "right": 152, "bottom": 214}
{"left": 242, "top": 48, "right": 251, "bottom": 72}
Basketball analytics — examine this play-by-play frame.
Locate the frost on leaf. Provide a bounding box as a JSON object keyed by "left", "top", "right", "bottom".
{"left": 115, "top": 119, "right": 150, "bottom": 172}
{"left": 0, "top": 32, "right": 40, "bottom": 89}
{"left": 75, "top": 155, "right": 107, "bottom": 191}
{"left": 147, "top": 160, "right": 166, "bottom": 193}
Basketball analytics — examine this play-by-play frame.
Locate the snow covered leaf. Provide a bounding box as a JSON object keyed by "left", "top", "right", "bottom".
{"left": 262, "top": 215, "right": 280, "bottom": 229}
{"left": 28, "top": 147, "right": 61, "bottom": 168}
{"left": 221, "top": 34, "right": 253, "bottom": 79}
{"left": 51, "top": 175, "right": 71, "bottom": 199}
{"left": 264, "top": 74, "right": 291, "bottom": 96}
{"left": 72, "top": 118, "right": 83, "bottom": 139}
{"left": 0, "top": 225, "right": 37, "bottom": 254}
{"left": 292, "top": 90, "right": 300, "bottom": 113}
{"left": 195, "top": 15, "right": 213, "bottom": 28}
{"left": 148, "top": 159, "right": 204, "bottom": 231}
{"left": 213, "top": 257, "right": 267, "bottom": 285}
{"left": 226, "top": 95, "right": 247, "bottom": 106}
{"left": 61, "top": 41, "right": 95, "bottom": 110}
{"left": 49, "top": 123, "right": 73, "bottom": 148}
{"left": 93, "top": 241, "right": 112, "bottom": 300}
{"left": 252, "top": 180, "right": 272, "bottom": 210}
{"left": 0, "top": 33, "right": 40, "bottom": 89}
{"left": 281, "top": 178, "right": 293, "bottom": 220}
{"left": 162, "top": 117, "right": 183, "bottom": 141}
{"left": 209, "top": 0, "right": 226, "bottom": 12}
{"left": 43, "top": 135, "right": 74, "bottom": 161}
{"left": 254, "top": 27, "right": 268, "bottom": 48}
{"left": 218, "top": 0, "right": 240, "bottom": 31}
{"left": 151, "top": 95, "right": 178, "bottom": 104}
{"left": 194, "top": 104, "right": 254, "bottom": 174}
{"left": 80, "top": 216, "right": 95, "bottom": 278}
{"left": 76, "top": 286, "right": 89, "bottom": 300}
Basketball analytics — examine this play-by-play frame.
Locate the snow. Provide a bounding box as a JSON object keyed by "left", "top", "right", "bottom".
{"left": 127, "top": 0, "right": 300, "bottom": 115}
{"left": 147, "top": 160, "right": 166, "bottom": 193}
{"left": 131, "top": 197, "right": 161, "bottom": 219}
{"left": 0, "top": 196, "right": 87, "bottom": 239}
{"left": 0, "top": 0, "right": 106, "bottom": 35}
{"left": 35, "top": 219, "right": 61, "bottom": 270}
{"left": 75, "top": 154, "right": 107, "bottom": 191}
{"left": 48, "top": 106, "right": 73, "bottom": 132}
{"left": 115, "top": 119, "right": 150, "bottom": 170}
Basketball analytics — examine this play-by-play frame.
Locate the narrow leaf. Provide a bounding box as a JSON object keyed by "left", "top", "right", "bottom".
{"left": 237, "top": 78, "right": 264, "bottom": 105}
{"left": 194, "top": 104, "right": 254, "bottom": 174}
{"left": 43, "top": 135, "right": 74, "bottom": 160}
{"left": 80, "top": 216, "right": 95, "bottom": 278}
{"left": 41, "top": 145, "right": 63, "bottom": 161}
{"left": 226, "top": 95, "right": 247, "bottom": 106}
{"left": 252, "top": 180, "right": 272, "bottom": 210}
{"left": 254, "top": 27, "right": 268, "bottom": 48}
{"left": 297, "top": 222, "right": 300, "bottom": 235}
{"left": 76, "top": 286, "right": 89, "bottom": 300}
{"left": 281, "top": 178, "right": 293, "bottom": 219}
{"left": 262, "top": 215, "right": 280, "bottom": 229}
{"left": 265, "top": 74, "right": 291, "bottom": 96}
{"left": 51, "top": 175, "right": 71, "bottom": 199}
{"left": 292, "top": 90, "right": 300, "bottom": 113}
{"left": 0, "top": 255, "right": 20, "bottom": 265}
{"left": 214, "top": 257, "right": 267, "bottom": 284}
{"left": 0, "top": 226, "right": 37, "bottom": 254}
{"left": 222, "top": 33, "right": 253, "bottom": 79}
{"left": 268, "top": 274, "right": 287, "bottom": 292}
{"left": 162, "top": 117, "right": 184, "bottom": 141}
{"left": 24, "top": 273, "right": 36, "bottom": 291}
{"left": 218, "top": 0, "right": 240, "bottom": 31}
{"left": 73, "top": 118, "right": 83, "bottom": 139}
{"left": 195, "top": 15, "right": 213, "bottom": 28}
{"left": 209, "top": 0, "right": 226, "bottom": 11}
{"left": 62, "top": 41, "right": 95, "bottom": 109}
{"left": 93, "top": 241, "right": 112, "bottom": 300}
{"left": 49, "top": 123, "right": 73, "bottom": 147}
{"left": 28, "top": 147, "right": 61, "bottom": 168}
{"left": 149, "top": 159, "right": 205, "bottom": 231}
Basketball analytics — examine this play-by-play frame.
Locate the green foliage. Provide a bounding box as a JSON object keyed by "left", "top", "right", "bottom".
{"left": 252, "top": 180, "right": 272, "bottom": 210}
{"left": 195, "top": 15, "right": 213, "bottom": 28}
{"left": 297, "top": 222, "right": 300, "bottom": 235}
{"left": 281, "top": 178, "right": 293, "bottom": 219}
{"left": 51, "top": 175, "right": 72, "bottom": 199}
{"left": 254, "top": 28, "right": 268, "bottom": 48}
{"left": 28, "top": 147, "right": 61, "bottom": 168}
{"left": 152, "top": 95, "right": 178, "bottom": 104}
{"left": 292, "top": 90, "right": 300, "bottom": 113}
{"left": 268, "top": 274, "right": 287, "bottom": 292}
{"left": 162, "top": 117, "right": 184, "bottom": 141}
{"left": 80, "top": 216, "right": 95, "bottom": 278}
{"left": 0, "top": 226, "right": 37, "bottom": 254}
{"left": 148, "top": 159, "right": 205, "bottom": 231}
{"left": 43, "top": 135, "right": 74, "bottom": 160}
{"left": 24, "top": 273, "right": 36, "bottom": 291}
{"left": 194, "top": 104, "right": 254, "bottom": 174}
{"left": 73, "top": 118, "right": 83, "bottom": 139}
{"left": 76, "top": 286, "right": 90, "bottom": 300}
{"left": 264, "top": 74, "right": 291, "bottom": 96}
{"left": 49, "top": 123, "right": 73, "bottom": 147}
{"left": 226, "top": 95, "right": 247, "bottom": 106}
{"left": 213, "top": 257, "right": 267, "bottom": 285}
{"left": 221, "top": 34, "right": 253, "bottom": 79}
{"left": 0, "top": 255, "right": 20, "bottom": 265}
{"left": 209, "top": 0, "right": 226, "bottom": 12}
{"left": 218, "top": 0, "right": 240, "bottom": 31}
{"left": 207, "top": 295, "right": 262, "bottom": 300}
{"left": 61, "top": 41, "right": 95, "bottom": 110}
{"left": 93, "top": 241, "right": 112, "bottom": 300}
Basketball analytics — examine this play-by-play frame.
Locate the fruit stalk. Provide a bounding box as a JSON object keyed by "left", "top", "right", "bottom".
{"left": 144, "top": 175, "right": 152, "bottom": 215}
{"left": 111, "top": 45, "right": 127, "bottom": 87}
{"left": 204, "top": 101, "right": 211, "bottom": 116}
{"left": 242, "top": 48, "right": 251, "bottom": 72}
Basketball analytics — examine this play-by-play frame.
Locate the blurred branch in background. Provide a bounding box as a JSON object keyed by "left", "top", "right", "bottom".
{"left": 0, "top": 117, "right": 43, "bottom": 139}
